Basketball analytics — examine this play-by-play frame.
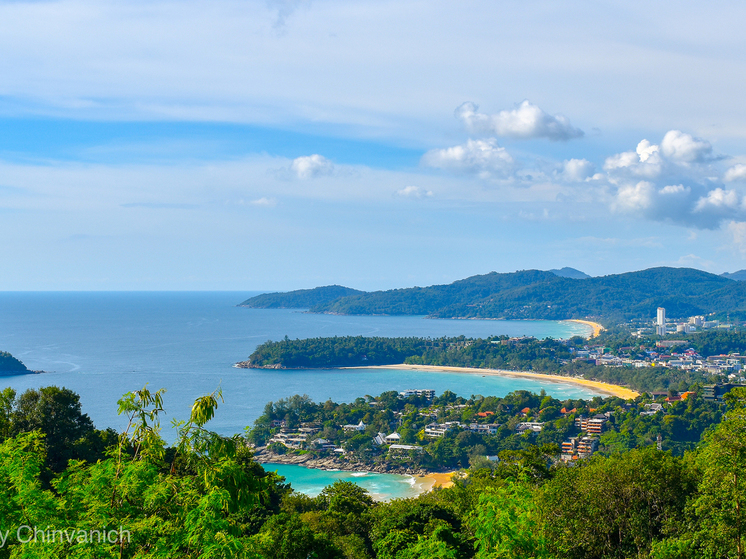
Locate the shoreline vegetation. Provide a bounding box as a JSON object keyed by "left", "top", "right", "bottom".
{"left": 351, "top": 364, "right": 639, "bottom": 399}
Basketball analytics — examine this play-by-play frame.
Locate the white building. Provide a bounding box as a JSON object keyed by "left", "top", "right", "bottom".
{"left": 656, "top": 307, "right": 667, "bottom": 336}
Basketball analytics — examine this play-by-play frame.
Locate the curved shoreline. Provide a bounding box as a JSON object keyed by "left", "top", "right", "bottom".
{"left": 353, "top": 364, "right": 639, "bottom": 399}
{"left": 566, "top": 319, "right": 604, "bottom": 338}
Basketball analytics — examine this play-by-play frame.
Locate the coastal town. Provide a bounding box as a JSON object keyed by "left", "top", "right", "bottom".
{"left": 253, "top": 376, "right": 724, "bottom": 471}
{"left": 575, "top": 307, "right": 746, "bottom": 383}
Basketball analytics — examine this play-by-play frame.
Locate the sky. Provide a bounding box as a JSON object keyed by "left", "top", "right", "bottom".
{"left": 3, "top": 0, "right": 746, "bottom": 291}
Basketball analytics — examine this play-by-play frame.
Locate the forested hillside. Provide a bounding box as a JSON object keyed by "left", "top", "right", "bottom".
{"left": 240, "top": 267, "right": 746, "bottom": 321}
{"left": 239, "top": 285, "right": 363, "bottom": 308}
{"left": 0, "top": 351, "right": 28, "bottom": 374}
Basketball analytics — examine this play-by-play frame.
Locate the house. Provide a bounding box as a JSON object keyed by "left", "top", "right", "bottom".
{"left": 343, "top": 421, "right": 366, "bottom": 432}
{"left": 372, "top": 433, "right": 386, "bottom": 445}
{"left": 640, "top": 403, "right": 664, "bottom": 416}
{"left": 516, "top": 422, "right": 544, "bottom": 433}
{"left": 388, "top": 444, "right": 423, "bottom": 454}
{"left": 385, "top": 432, "right": 402, "bottom": 443}
{"left": 311, "top": 438, "right": 337, "bottom": 451}
{"left": 468, "top": 423, "right": 500, "bottom": 435}
{"left": 425, "top": 422, "right": 460, "bottom": 438}
{"left": 476, "top": 411, "right": 494, "bottom": 418}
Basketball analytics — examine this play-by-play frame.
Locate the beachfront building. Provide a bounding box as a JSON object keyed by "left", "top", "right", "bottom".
{"left": 399, "top": 389, "right": 435, "bottom": 400}
{"left": 269, "top": 431, "right": 308, "bottom": 450}
{"left": 388, "top": 444, "right": 423, "bottom": 454}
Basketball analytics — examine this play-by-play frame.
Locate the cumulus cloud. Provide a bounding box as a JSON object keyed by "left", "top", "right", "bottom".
{"left": 290, "top": 154, "right": 334, "bottom": 179}
{"left": 396, "top": 186, "right": 433, "bottom": 198}
{"left": 660, "top": 130, "right": 713, "bottom": 163}
{"left": 605, "top": 130, "right": 745, "bottom": 229}
{"left": 455, "top": 101, "right": 583, "bottom": 141}
{"left": 421, "top": 138, "right": 515, "bottom": 179}
{"left": 725, "top": 164, "right": 746, "bottom": 182}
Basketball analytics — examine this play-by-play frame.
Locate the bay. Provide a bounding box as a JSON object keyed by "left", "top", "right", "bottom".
{"left": 264, "top": 464, "right": 426, "bottom": 501}
{"left": 0, "top": 291, "right": 598, "bottom": 499}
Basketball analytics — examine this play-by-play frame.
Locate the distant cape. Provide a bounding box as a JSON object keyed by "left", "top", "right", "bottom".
{"left": 239, "top": 266, "right": 746, "bottom": 322}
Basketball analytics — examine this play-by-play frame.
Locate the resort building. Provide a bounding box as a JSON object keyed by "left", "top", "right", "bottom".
{"left": 399, "top": 389, "right": 436, "bottom": 400}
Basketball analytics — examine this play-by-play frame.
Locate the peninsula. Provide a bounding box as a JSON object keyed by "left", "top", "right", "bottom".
{"left": 0, "top": 351, "right": 30, "bottom": 376}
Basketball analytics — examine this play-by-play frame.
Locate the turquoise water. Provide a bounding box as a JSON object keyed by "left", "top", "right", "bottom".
{"left": 265, "top": 464, "right": 425, "bottom": 501}
{"left": 0, "top": 292, "right": 597, "bottom": 499}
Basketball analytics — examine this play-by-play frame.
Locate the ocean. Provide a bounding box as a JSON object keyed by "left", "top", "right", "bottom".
{"left": 0, "top": 291, "right": 597, "bottom": 499}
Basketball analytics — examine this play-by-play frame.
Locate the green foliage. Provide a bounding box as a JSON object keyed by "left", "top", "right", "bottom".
{"left": 468, "top": 478, "right": 549, "bottom": 559}
{"left": 540, "top": 447, "right": 694, "bottom": 559}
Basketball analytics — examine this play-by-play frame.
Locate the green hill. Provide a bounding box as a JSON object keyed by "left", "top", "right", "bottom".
{"left": 0, "top": 351, "right": 28, "bottom": 374}
{"left": 238, "top": 285, "right": 363, "bottom": 308}
{"left": 241, "top": 267, "right": 746, "bottom": 321}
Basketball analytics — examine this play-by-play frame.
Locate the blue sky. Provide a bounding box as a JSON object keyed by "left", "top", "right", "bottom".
{"left": 3, "top": 0, "right": 746, "bottom": 290}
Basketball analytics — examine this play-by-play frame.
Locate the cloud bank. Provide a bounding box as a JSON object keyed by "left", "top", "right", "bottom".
{"left": 607, "top": 130, "right": 745, "bottom": 229}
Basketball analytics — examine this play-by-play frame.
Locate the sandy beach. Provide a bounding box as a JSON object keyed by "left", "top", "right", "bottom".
{"left": 414, "top": 471, "right": 456, "bottom": 492}
{"left": 364, "top": 364, "right": 639, "bottom": 399}
{"left": 566, "top": 319, "right": 604, "bottom": 338}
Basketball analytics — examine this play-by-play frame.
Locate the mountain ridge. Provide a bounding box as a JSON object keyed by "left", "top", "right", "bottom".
{"left": 239, "top": 267, "right": 746, "bottom": 321}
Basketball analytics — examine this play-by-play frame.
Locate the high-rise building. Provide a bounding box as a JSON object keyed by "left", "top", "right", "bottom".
{"left": 656, "top": 307, "right": 666, "bottom": 336}
{"left": 657, "top": 307, "right": 666, "bottom": 326}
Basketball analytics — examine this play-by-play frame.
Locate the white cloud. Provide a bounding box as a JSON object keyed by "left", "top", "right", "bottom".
{"left": 660, "top": 130, "right": 713, "bottom": 163}
{"left": 729, "top": 221, "right": 746, "bottom": 256}
{"left": 396, "top": 186, "right": 433, "bottom": 198}
{"left": 421, "top": 138, "right": 515, "bottom": 179}
{"left": 290, "top": 154, "right": 334, "bottom": 179}
{"left": 613, "top": 181, "right": 654, "bottom": 213}
{"left": 455, "top": 101, "right": 583, "bottom": 141}
{"left": 725, "top": 164, "right": 746, "bottom": 182}
{"left": 249, "top": 197, "right": 277, "bottom": 206}
{"left": 561, "top": 158, "right": 595, "bottom": 182}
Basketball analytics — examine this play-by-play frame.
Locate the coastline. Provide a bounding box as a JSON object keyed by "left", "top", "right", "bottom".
{"left": 256, "top": 448, "right": 455, "bottom": 498}
{"left": 355, "top": 364, "right": 639, "bottom": 399}
{"left": 566, "top": 319, "right": 604, "bottom": 338}
{"left": 414, "top": 471, "right": 455, "bottom": 492}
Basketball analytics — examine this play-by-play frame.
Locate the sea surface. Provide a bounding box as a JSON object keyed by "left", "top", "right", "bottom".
{"left": 0, "top": 291, "right": 597, "bottom": 499}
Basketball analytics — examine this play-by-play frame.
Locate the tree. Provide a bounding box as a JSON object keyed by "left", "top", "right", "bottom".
{"left": 469, "top": 477, "right": 550, "bottom": 559}
{"left": 11, "top": 386, "right": 95, "bottom": 473}
{"left": 692, "top": 387, "right": 746, "bottom": 558}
